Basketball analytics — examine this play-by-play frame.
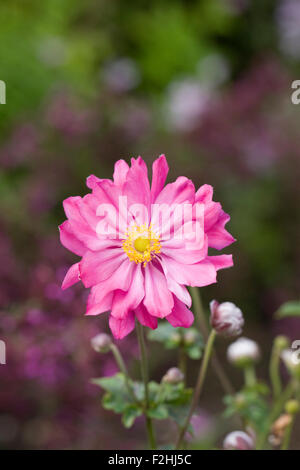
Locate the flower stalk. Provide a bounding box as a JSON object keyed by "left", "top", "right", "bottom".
{"left": 176, "top": 328, "right": 217, "bottom": 449}
{"left": 136, "top": 321, "right": 157, "bottom": 450}
{"left": 190, "top": 286, "right": 235, "bottom": 395}
{"left": 256, "top": 380, "right": 296, "bottom": 449}
{"left": 110, "top": 343, "right": 137, "bottom": 403}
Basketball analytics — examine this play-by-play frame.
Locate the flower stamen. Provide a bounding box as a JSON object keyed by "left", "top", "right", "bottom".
{"left": 122, "top": 224, "right": 161, "bottom": 266}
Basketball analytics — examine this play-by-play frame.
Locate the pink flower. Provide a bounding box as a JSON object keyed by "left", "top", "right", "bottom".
{"left": 59, "top": 155, "right": 234, "bottom": 339}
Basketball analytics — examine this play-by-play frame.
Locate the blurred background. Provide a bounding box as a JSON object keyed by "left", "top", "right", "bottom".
{"left": 0, "top": 0, "right": 299, "bottom": 449}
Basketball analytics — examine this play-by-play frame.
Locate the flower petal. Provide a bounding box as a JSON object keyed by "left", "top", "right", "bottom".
{"left": 208, "top": 254, "right": 233, "bottom": 271}
{"left": 113, "top": 159, "right": 129, "bottom": 187}
{"left": 109, "top": 311, "right": 135, "bottom": 339}
{"left": 85, "top": 259, "right": 135, "bottom": 314}
{"left": 166, "top": 296, "right": 194, "bottom": 328}
{"left": 135, "top": 303, "right": 158, "bottom": 330}
{"left": 143, "top": 263, "right": 174, "bottom": 318}
{"left": 111, "top": 264, "right": 144, "bottom": 318}
{"left": 59, "top": 221, "right": 86, "bottom": 256}
{"left": 151, "top": 154, "right": 169, "bottom": 202}
{"left": 61, "top": 263, "right": 80, "bottom": 290}
{"left": 80, "top": 249, "right": 127, "bottom": 287}
{"left": 161, "top": 255, "right": 217, "bottom": 287}
{"left": 85, "top": 292, "right": 113, "bottom": 316}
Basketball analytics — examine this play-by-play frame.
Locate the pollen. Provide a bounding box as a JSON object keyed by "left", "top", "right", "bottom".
{"left": 122, "top": 224, "right": 161, "bottom": 266}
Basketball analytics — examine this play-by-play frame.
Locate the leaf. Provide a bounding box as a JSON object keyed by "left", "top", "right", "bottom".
{"left": 147, "top": 404, "right": 169, "bottom": 420}
{"left": 122, "top": 405, "right": 143, "bottom": 428}
{"left": 167, "top": 403, "right": 191, "bottom": 427}
{"left": 148, "top": 323, "right": 181, "bottom": 349}
{"left": 148, "top": 323, "right": 204, "bottom": 360}
{"left": 275, "top": 301, "right": 300, "bottom": 319}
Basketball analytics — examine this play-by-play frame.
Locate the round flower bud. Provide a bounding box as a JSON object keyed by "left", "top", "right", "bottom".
{"left": 184, "top": 330, "right": 197, "bottom": 345}
{"left": 162, "top": 367, "right": 184, "bottom": 384}
{"left": 281, "top": 349, "right": 300, "bottom": 379}
{"left": 285, "top": 399, "right": 300, "bottom": 416}
{"left": 91, "top": 333, "right": 112, "bottom": 353}
{"left": 170, "top": 332, "right": 181, "bottom": 345}
{"left": 227, "top": 337, "right": 260, "bottom": 367}
{"left": 223, "top": 431, "right": 255, "bottom": 450}
{"left": 274, "top": 335, "right": 289, "bottom": 351}
{"left": 210, "top": 300, "right": 244, "bottom": 337}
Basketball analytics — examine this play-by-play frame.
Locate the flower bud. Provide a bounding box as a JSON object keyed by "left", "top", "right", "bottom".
{"left": 274, "top": 335, "right": 289, "bottom": 351}
{"left": 280, "top": 349, "right": 300, "bottom": 379}
{"left": 91, "top": 333, "right": 112, "bottom": 353}
{"left": 162, "top": 367, "right": 184, "bottom": 384}
{"left": 170, "top": 332, "right": 181, "bottom": 345}
{"left": 210, "top": 300, "right": 244, "bottom": 337}
{"left": 227, "top": 337, "right": 260, "bottom": 367}
{"left": 184, "top": 330, "right": 197, "bottom": 345}
{"left": 223, "top": 431, "right": 255, "bottom": 450}
{"left": 285, "top": 399, "right": 300, "bottom": 415}
{"left": 271, "top": 413, "right": 292, "bottom": 441}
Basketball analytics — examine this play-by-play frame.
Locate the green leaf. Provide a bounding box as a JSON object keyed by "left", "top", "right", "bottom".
{"left": 122, "top": 405, "right": 143, "bottom": 428}
{"left": 148, "top": 404, "right": 169, "bottom": 420}
{"left": 148, "top": 323, "right": 204, "bottom": 360}
{"left": 275, "top": 301, "right": 300, "bottom": 319}
{"left": 148, "top": 323, "right": 181, "bottom": 348}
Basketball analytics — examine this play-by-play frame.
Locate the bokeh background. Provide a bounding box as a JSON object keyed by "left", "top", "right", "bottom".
{"left": 0, "top": 0, "right": 299, "bottom": 449}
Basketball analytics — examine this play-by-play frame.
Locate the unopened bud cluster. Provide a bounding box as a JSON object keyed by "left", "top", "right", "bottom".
{"left": 223, "top": 430, "right": 255, "bottom": 450}
{"left": 210, "top": 300, "right": 244, "bottom": 337}
{"left": 91, "top": 333, "right": 112, "bottom": 353}
{"left": 162, "top": 367, "right": 184, "bottom": 384}
{"left": 227, "top": 337, "right": 260, "bottom": 367}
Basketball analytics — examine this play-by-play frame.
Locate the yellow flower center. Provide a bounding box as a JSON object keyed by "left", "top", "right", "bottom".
{"left": 122, "top": 224, "right": 161, "bottom": 266}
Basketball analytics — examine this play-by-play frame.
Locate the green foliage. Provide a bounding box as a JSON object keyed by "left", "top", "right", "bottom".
{"left": 224, "top": 384, "right": 270, "bottom": 431}
{"left": 92, "top": 373, "right": 192, "bottom": 429}
{"left": 148, "top": 323, "right": 204, "bottom": 360}
{"left": 275, "top": 301, "right": 300, "bottom": 319}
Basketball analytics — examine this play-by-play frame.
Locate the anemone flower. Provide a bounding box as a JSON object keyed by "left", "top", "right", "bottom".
{"left": 59, "top": 155, "right": 234, "bottom": 339}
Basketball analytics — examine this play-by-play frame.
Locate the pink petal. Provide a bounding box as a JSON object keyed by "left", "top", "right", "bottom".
{"left": 160, "top": 258, "right": 192, "bottom": 307}
{"left": 154, "top": 176, "right": 195, "bottom": 205}
{"left": 207, "top": 217, "right": 236, "bottom": 250}
{"left": 195, "top": 184, "right": 213, "bottom": 204}
{"left": 151, "top": 154, "right": 169, "bottom": 202}
{"left": 166, "top": 296, "right": 194, "bottom": 328}
{"left": 161, "top": 255, "right": 217, "bottom": 287}
{"left": 86, "top": 175, "right": 102, "bottom": 189}
{"left": 161, "top": 238, "right": 206, "bottom": 264}
{"left": 61, "top": 263, "right": 80, "bottom": 290}
{"left": 80, "top": 249, "right": 127, "bottom": 287}
{"left": 85, "top": 292, "right": 113, "bottom": 316}
{"left": 208, "top": 254, "right": 233, "bottom": 271}
{"left": 59, "top": 221, "right": 86, "bottom": 256}
{"left": 135, "top": 304, "right": 158, "bottom": 330}
{"left": 85, "top": 259, "right": 135, "bottom": 314}
{"left": 63, "top": 196, "right": 106, "bottom": 251}
{"left": 109, "top": 311, "right": 135, "bottom": 339}
{"left": 143, "top": 263, "right": 174, "bottom": 318}
{"left": 113, "top": 159, "right": 129, "bottom": 187}
{"left": 111, "top": 264, "right": 144, "bottom": 318}
{"left": 123, "top": 157, "right": 151, "bottom": 225}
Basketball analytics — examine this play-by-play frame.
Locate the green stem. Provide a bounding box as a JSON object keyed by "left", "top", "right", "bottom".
{"left": 189, "top": 287, "right": 235, "bottom": 396}
{"left": 281, "top": 417, "right": 294, "bottom": 450}
{"left": 244, "top": 365, "right": 256, "bottom": 387}
{"left": 175, "top": 329, "right": 216, "bottom": 449}
{"left": 110, "top": 344, "right": 137, "bottom": 403}
{"left": 136, "top": 322, "right": 156, "bottom": 450}
{"left": 270, "top": 345, "right": 282, "bottom": 399}
{"left": 256, "top": 381, "right": 295, "bottom": 449}
{"left": 178, "top": 344, "right": 187, "bottom": 383}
